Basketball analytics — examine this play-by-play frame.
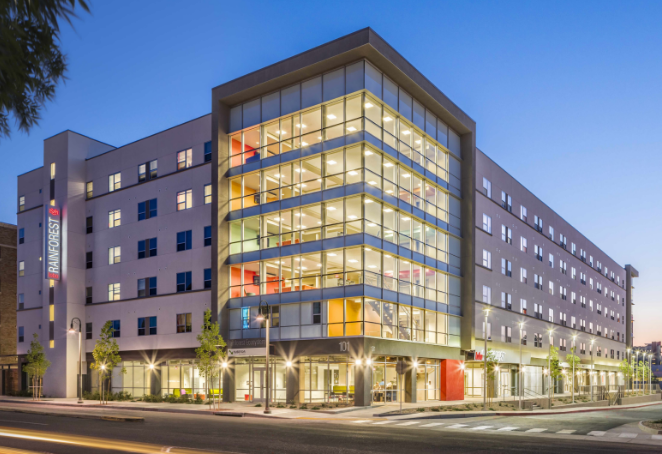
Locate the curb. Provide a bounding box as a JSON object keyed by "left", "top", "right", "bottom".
{"left": 214, "top": 411, "right": 288, "bottom": 419}
{"left": 0, "top": 406, "right": 143, "bottom": 422}
{"left": 638, "top": 420, "right": 662, "bottom": 435}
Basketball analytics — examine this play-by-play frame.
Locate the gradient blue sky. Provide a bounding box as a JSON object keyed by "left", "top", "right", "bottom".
{"left": 2, "top": 1, "right": 659, "bottom": 343}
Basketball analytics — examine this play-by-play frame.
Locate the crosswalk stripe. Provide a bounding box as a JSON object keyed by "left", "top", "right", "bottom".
{"left": 525, "top": 428, "right": 547, "bottom": 433}
{"left": 420, "top": 423, "right": 445, "bottom": 428}
{"left": 372, "top": 421, "right": 394, "bottom": 425}
{"left": 618, "top": 433, "right": 638, "bottom": 438}
{"left": 497, "top": 427, "right": 519, "bottom": 431}
{"left": 352, "top": 420, "right": 372, "bottom": 424}
{"left": 652, "top": 435, "right": 662, "bottom": 440}
{"left": 557, "top": 430, "right": 576, "bottom": 434}
{"left": 470, "top": 426, "right": 493, "bottom": 431}
{"left": 396, "top": 422, "right": 420, "bottom": 426}
{"left": 588, "top": 431, "right": 607, "bottom": 437}
{"left": 446, "top": 424, "right": 468, "bottom": 429}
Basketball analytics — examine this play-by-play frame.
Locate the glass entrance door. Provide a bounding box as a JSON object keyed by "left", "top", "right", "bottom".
{"left": 253, "top": 367, "right": 265, "bottom": 402}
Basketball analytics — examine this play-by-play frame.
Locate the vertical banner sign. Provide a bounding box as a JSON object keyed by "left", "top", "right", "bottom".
{"left": 45, "top": 206, "right": 61, "bottom": 280}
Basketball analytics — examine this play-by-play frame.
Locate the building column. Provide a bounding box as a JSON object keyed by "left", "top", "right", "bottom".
{"left": 286, "top": 361, "right": 299, "bottom": 404}
{"left": 150, "top": 367, "right": 161, "bottom": 396}
{"left": 405, "top": 363, "right": 416, "bottom": 403}
{"left": 354, "top": 364, "right": 372, "bottom": 407}
{"left": 222, "top": 363, "right": 235, "bottom": 403}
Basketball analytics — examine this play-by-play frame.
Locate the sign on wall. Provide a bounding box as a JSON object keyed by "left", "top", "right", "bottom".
{"left": 45, "top": 206, "right": 61, "bottom": 280}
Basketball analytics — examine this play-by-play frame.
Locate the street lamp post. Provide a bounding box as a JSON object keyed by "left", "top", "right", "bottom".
{"left": 68, "top": 317, "right": 83, "bottom": 404}
{"left": 571, "top": 334, "right": 577, "bottom": 404}
{"left": 590, "top": 338, "right": 595, "bottom": 402}
{"left": 627, "top": 347, "right": 631, "bottom": 395}
{"left": 650, "top": 354, "right": 653, "bottom": 395}
{"left": 483, "top": 307, "right": 490, "bottom": 411}
{"left": 518, "top": 321, "right": 524, "bottom": 410}
{"left": 256, "top": 301, "right": 271, "bottom": 415}
{"left": 547, "top": 329, "right": 553, "bottom": 408}
{"left": 634, "top": 351, "right": 640, "bottom": 395}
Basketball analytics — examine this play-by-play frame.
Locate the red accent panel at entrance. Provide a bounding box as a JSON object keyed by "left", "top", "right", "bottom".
{"left": 439, "top": 359, "right": 464, "bottom": 401}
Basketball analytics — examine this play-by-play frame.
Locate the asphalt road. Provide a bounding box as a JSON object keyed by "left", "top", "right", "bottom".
{"left": 0, "top": 404, "right": 661, "bottom": 454}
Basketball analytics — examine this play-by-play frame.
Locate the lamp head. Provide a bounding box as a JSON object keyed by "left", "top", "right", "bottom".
{"left": 355, "top": 359, "right": 362, "bottom": 366}
{"left": 148, "top": 364, "right": 155, "bottom": 370}
{"left": 68, "top": 327, "right": 75, "bottom": 334}
{"left": 285, "top": 361, "right": 292, "bottom": 368}
{"left": 222, "top": 362, "right": 228, "bottom": 368}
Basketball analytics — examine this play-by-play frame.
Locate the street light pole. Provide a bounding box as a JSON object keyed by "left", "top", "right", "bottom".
{"left": 626, "top": 347, "right": 631, "bottom": 395}
{"left": 483, "top": 308, "right": 490, "bottom": 411}
{"left": 590, "top": 338, "right": 595, "bottom": 402}
{"left": 68, "top": 317, "right": 83, "bottom": 404}
{"left": 650, "top": 354, "right": 653, "bottom": 395}
{"left": 547, "top": 329, "right": 553, "bottom": 408}
{"left": 634, "top": 351, "right": 639, "bottom": 395}
{"left": 572, "top": 334, "right": 577, "bottom": 404}
{"left": 257, "top": 301, "right": 271, "bottom": 415}
{"left": 518, "top": 322, "right": 523, "bottom": 410}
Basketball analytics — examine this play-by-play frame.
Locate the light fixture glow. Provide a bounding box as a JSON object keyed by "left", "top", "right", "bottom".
{"left": 286, "top": 361, "right": 292, "bottom": 367}
{"left": 355, "top": 359, "right": 362, "bottom": 366}
{"left": 383, "top": 208, "right": 393, "bottom": 212}
{"left": 383, "top": 162, "right": 394, "bottom": 167}
{"left": 348, "top": 171, "right": 358, "bottom": 176}
{"left": 402, "top": 130, "right": 411, "bottom": 135}
{"left": 365, "top": 103, "right": 374, "bottom": 108}
{"left": 383, "top": 116, "right": 392, "bottom": 122}
{"left": 327, "top": 114, "right": 337, "bottom": 120}
{"left": 347, "top": 126, "right": 357, "bottom": 132}
{"left": 364, "top": 150, "right": 374, "bottom": 156}
{"left": 327, "top": 160, "right": 337, "bottom": 165}
{"left": 327, "top": 206, "right": 336, "bottom": 211}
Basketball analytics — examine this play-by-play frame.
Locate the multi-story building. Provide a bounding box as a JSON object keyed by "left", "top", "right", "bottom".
{"left": 17, "top": 115, "right": 212, "bottom": 397}
{"left": 213, "top": 29, "right": 474, "bottom": 406}
{"left": 471, "top": 149, "right": 638, "bottom": 397}
{"left": 635, "top": 342, "right": 661, "bottom": 367}
{"left": 0, "top": 222, "right": 18, "bottom": 394}
{"left": 16, "top": 28, "right": 639, "bottom": 404}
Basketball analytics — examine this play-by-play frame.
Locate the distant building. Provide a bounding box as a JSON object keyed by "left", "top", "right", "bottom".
{"left": 634, "top": 341, "right": 661, "bottom": 366}
{"left": 0, "top": 222, "right": 18, "bottom": 394}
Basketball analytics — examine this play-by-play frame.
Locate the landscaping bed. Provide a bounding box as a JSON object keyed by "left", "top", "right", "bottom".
{"left": 642, "top": 419, "right": 662, "bottom": 432}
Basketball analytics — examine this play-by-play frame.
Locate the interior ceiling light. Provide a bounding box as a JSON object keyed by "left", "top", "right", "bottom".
{"left": 365, "top": 103, "right": 373, "bottom": 108}
{"left": 327, "top": 114, "right": 337, "bottom": 120}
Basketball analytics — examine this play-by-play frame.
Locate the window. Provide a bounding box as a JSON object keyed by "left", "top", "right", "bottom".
{"left": 534, "top": 274, "right": 542, "bottom": 290}
{"left": 520, "top": 299, "right": 527, "bottom": 314}
{"left": 85, "top": 322, "right": 92, "bottom": 340}
{"left": 482, "top": 250, "right": 491, "bottom": 269}
{"left": 572, "top": 243, "right": 576, "bottom": 255}
{"left": 560, "top": 260, "right": 567, "bottom": 274}
{"left": 138, "top": 160, "right": 158, "bottom": 182}
{"left": 501, "top": 326, "right": 512, "bottom": 343}
{"left": 534, "top": 215, "right": 543, "bottom": 232}
{"left": 560, "top": 312, "right": 567, "bottom": 326}
{"left": 559, "top": 233, "right": 567, "bottom": 249}
{"left": 534, "top": 333, "right": 542, "bottom": 348}
{"left": 548, "top": 253, "right": 554, "bottom": 268}
{"left": 482, "top": 177, "right": 491, "bottom": 197}
{"left": 534, "top": 303, "right": 543, "bottom": 319}
{"left": 560, "top": 338, "right": 567, "bottom": 352}
{"left": 138, "top": 238, "right": 157, "bottom": 259}
{"left": 204, "top": 184, "right": 212, "bottom": 204}
{"left": 520, "top": 237, "right": 528, "bottom": 253}
{"left": 501, "top": 225, "right": 512, "bottom": 244}
{"left": 177, "top": 230, "right": 192, "bottom": 251}
{"left": 581, "top": 296, "right": 586, "bottom": 308}
{"left": 138, "top": 199, "right": 157, "bottom": 220}
{"left": 18, "top": 327, "right": 24, "bottom": 343}
{"left": 18, "top": 228, "right": 24, "bottom": 244}
{"left": 520, "top": 205, "right": 527, "bottom": 222}
{"left": 204, "top": 141, "right": 212, "bottom": 162}
{"left": 108, "top": 209, "right": 121, "bottom": 228}
{"left": 313, "top": 302, "right": 321, "bottom": 324}
{"left": 589, "top": 277, "right": 593, "bottom": 289}
{"left": 138, "top": 277, "right": 157, "bottom": 297}
{"left": 204, "top": 268, "right": 212, "bottom": 289}
{"left": 501, "top": 292, "right": 512, "bottom": 310}
{"left": 177, "top": 313, "right": 192, "bottom": 333}
{"left": 548, "top": 281, "right": 554, "bottom": 295}
{"left": 18, "top": 294, "right": 24, "bottom": 310}
{"left": 589, "top": 255, "right": 594, "bottom": 267}
{"left": 549, "top": 226, "right": 554, "bottom": 241}
{"left": 177, "top": 189, "right": 193, "bottom": 211}
{"left": 108, "top": 283, "right": 120, "bottom": 301}
{"left": 482, "top": 285, "right": 491, "bottom": 305}
{"left": 86, "top": 287, "right": 92, "bottom": 304}
{"left": 108, "top": 172, "right": 121, "bottom": 192}
{"left": 482, "top": 214, "right": 492, "bottom": 233}
{"left": 138, "top": 316, "right": 157, "bottom": 336}
{"left": 177, "top": 271, "right": 192, "bottom": 292}
{"left": 501, "top": 191, "right": 512, "bottom": 212}
{"left": 571, "top": 291, "right": 577, "bottom": 304}
{"left": 86, "top": 216, "right": 93, "bottom": 234}
{"left": 571, "top": 267, "right": 576, "bottom": 279}
{"left": 110, "top": 320, "right": 120, "bottom": 338}
{"left": 580, "top": 272, "right": 586, "bottom": 285}
{"left": 501, "top": 258, "right": 512, "bottom": 277}
{"left": 85, "top": 181, "right": 93, "bottom": 199}
{"left": 520, "top": 267, "right": 527, "bottom": 283}
{"left": 19, "top": 195, "right": 25, "bottom": 212}
{"left": 571, "top": 316, "right": 577, "bottom": 328}
{"left": 534, "top": 245, "right": 543, "bottom": 261}
{"left": 18, "top": 261, "right": 24, "bottom": 276}
{"left": 204, "top": 226, "right": 212, "bottom": 247}
{"left": 482, "top": 322, "right": 492, "bottom": 340}
{"left": 177, "top": 149, "right": 192, "bottom": 170}
{"left": 108, "top": 246, "right": 121, "bottom": 265}
{"left": 548, "top": 308, "right": 554, "bottom": 323}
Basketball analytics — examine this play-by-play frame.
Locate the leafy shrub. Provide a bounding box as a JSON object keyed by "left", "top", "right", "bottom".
{"left": 255, "top": 403, "right": 262, "bottom": 407}
{"left": 289, "top": 405, "right": 297, "bottom": 409}
{"left": 177, "top": 395, "right": 191, "bottom": 404}
{"left": 142, "top": 394, "right": 164, "bottom": 403}
{"left": 416, "top": 408, "right": 425, "bottom": 412}
{"left": 9, "top": 389, "right": 33, "bottom": 397}
{"left": 431, "top": 407, "right": 440, "bottom": 412}
{"left": 194, "top": 396, "right": 204, "bottom": 404}
{"left": 312, "top": 406, "right": 320, "bottom": 410}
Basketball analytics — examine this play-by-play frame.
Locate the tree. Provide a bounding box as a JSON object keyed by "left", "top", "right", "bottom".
{"left": 22, "top": 333, "right": 50, "bottom": 400}
{"left": 90, "top": 321, "right": 124, "bottom": 404}
{"left": 0, "top": 0, "right": 89, "bottom": 141}
{"left": 565, "top": 347, "right": 581, "bottom": 393}
{"left": 618, "top": 358, "right": 633, "bottom": 395}
{"left": 546, "top": 345, "right": 562, "bottom": 403}
{"left": 483, "top": 348, "right": 500, "bottom": 407}
{"left": 196, "top": 309, "right": 226, "bottom": 410}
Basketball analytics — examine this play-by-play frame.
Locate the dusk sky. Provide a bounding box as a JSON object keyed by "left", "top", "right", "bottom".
{"left": 2, "top": 1, "right": 659, "bottom": 344}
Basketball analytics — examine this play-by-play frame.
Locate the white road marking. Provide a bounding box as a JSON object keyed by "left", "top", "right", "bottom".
{"left": 396, "top": 421, "right": 420, "bottom": 426}
{"left": 588, "top": 431, "right": 607, "bottom": 437}
{"left": 420, "top": 423, "right": 445, "bottom": 427}
{"left": 352, "top": 420, "right": 372, "bottom": 424}
{"left": 652, "top": 435, "right": 662, "bottom": 440}
{"left": 497, "top": 427, "right": 519, "bottom": 431}
{"left": 525, "top": 428, "right": 547, "bottom": 433}
{"left": 446, "top": 424, "right": 468, "bottom": 429}
{"left": 0, "top": 420, "right": 48, "bottom": 426}
{"left": 372, "top": 421, "right": 394, "bottom": 425}
{"left": 618, "top": 433, "right": 638, "bottom": 438}
{"left": 557, "top": 429, "right": 576, "bottom": 434}
{"left": 470, "top": 426, "right": 493, "bottom": 430}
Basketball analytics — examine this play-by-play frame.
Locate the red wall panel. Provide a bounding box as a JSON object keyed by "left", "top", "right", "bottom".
{"left": 439, "top": 359, "right": 464, "bottom": 401}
